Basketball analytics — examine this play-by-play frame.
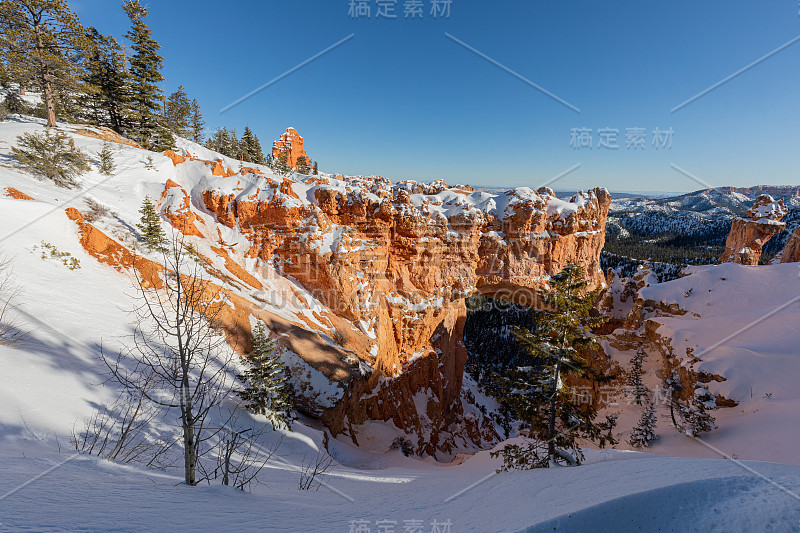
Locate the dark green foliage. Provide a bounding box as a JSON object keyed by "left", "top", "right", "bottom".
{"left": 629, "top": 402, "right": 658, "bottom": 448}
{"left": 295, "top": 155, "right": 310, "bottom": 174}
{"left": 122, "top": 0, "right": 172, "bottom": 151}
{"left": 11, "top": 130, "right": 89, "bottom": 188}
{"left": 0, "top": 0, "right": 86, "bottom": 127}
{"left": 235, "top": 322, "right": 294, "bottom": 430}
{"left": 164, "top": 85, "right": 191, "bottom": 137}
{"left": 79, "top": 27, "right": 130, "bottom": 134}
{"left": 240, "top": 126, "right": 264, "bottom": 164}
{"left": 3, "top": 89, "right": 28, "bottom": 114}
{"left": 189, "top": 98, "right": 204, "bottom": 144}
{"left": 136, "top": 196, "right": 166, "bottom": 251}
{"left": 274, "top": 152, "right": 290, "bottom": 176}
{"left": 624, "top": 346, "right": 648, "bottom": 405}
{"left": 205, "top": 127, "right": 238, "bottom": 158}
{"left": 683, "top": 387, "right": 716, "bottom": 437}
{"left": 98, "top": 141, "right": 115, "bottom": 175}
{"left": 492, "top": 262, "right": 617, "bottom": 469}
{"left": 312, "top": 161, "right": 318, "bottom": 175}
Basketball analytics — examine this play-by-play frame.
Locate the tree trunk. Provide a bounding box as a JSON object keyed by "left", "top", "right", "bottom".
{"left": 33, "top": 20, "right": 57, "bottom": 127}
{"left": 183, "top": 418, "right": 196, "bottom": 485}
{"left": 547, "top": 348, "right": 563, "bottom": 465}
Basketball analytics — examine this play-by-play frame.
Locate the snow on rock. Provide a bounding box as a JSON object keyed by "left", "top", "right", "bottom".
{"left": 720, "top": 194, "right": 787, "bottom": 265}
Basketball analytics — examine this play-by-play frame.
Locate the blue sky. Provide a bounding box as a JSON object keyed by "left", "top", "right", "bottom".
{"left": 72, "top": 0, "right": 800, "bottom": 192}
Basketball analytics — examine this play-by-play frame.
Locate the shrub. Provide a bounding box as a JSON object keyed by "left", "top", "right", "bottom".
{"left": 331, "top": 328, "right": 348, "bottom": 347}
{"left": 11, "top": 131, "right": 90, "bottom": 188}
{"left": 390, "top": 436, "right": 415, "bottom": 457}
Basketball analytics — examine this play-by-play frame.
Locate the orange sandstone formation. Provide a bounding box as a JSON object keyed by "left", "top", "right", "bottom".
{"left": 272, "top": 127, "right": 310, "bottom": 168}
{"left": 720, "top": 195, "right": 787, "bottom": 265}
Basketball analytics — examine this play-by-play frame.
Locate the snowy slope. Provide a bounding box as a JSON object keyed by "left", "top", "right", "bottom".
{"left": 2, "top": 115, "right": 800, "bottom": 531}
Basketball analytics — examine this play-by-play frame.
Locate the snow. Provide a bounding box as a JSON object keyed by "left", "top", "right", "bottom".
{"left": 2, "top": 115, "right": 800, "bottom": 531}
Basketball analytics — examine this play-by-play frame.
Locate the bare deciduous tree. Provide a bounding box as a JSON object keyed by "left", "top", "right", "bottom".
{"left": 103, "top": 234, "right": 235, "bottom": 485}
{"left": 0, "top": 254, "right": 25, "bottom": 347}
{"left": 198, "top": 414, "right": 281, "bottom": 491}
{"left": 298, "top": 450, "right": 335, "bottom": 491}
{"left": 70, "top": 388, "right": 174, "bottom": 467}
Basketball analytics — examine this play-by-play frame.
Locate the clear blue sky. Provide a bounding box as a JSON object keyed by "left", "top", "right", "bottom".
{"left": 71, "top": 0, "right": 800, "bottom": 192}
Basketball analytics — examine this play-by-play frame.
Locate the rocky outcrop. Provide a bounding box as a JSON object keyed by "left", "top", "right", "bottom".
{"left": 719, "top": 194, "right": 787, "bottom": 265}
{"left": 272, "top": 127, "right": 310, "bottom": 168}
{"left": 780, "top": 226, "right": 800, "bottom": 263}
{"left": 4, "top": 187, "right": 34, "bottom": 200}
{"left": 199, "top": 171, "right": 610, "bottom": 454}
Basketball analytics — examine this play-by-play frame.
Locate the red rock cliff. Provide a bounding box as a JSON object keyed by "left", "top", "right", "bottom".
{"left": 272, "top": 127, "right": 310, "bottom": 168}
{"left": 720, "top": 195, "right": 787, "bottom": 265}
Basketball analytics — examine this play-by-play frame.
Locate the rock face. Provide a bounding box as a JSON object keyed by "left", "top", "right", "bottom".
{"left": 781, "top": 226, "right": 800, "bottom": 263}
{"left": 719, "top": 195, "right": 787, "bottom": 265}
{"left": 199, "top": 170, "right": 611, "bottom": 454}
{"left": 272, "top": 127, "right": 310, "bottom": 168}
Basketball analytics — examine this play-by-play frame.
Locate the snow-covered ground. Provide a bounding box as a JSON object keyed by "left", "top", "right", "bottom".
{"left": 1, "top": 115, "right": 800, "bottom": 531}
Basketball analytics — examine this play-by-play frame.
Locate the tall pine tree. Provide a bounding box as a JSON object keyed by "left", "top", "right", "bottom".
{"left": 0, "top": 0, "right": 86, "bottom": 127}
{"left": 189, "top": 98, "right": 204, "bottom": 144}
{"left": 493, "top": 262, "right": 616, "bottom": 469}
{"left": 629, "top": 402, "right": 658, "bottom": 448}
{"left": 235, "top": 322, "right": 294, "bottom": 430}
{"left": 122, "top": 0, "right": 172, "bottom": 151}
{"left": 79, "top": 27, "right": 130, "bottom": 133}
{"left": 240, "top": 126, "right": 265, "bottom": 164}
{"left": 624, "top": 346, "right": 649, "bottom": 406}
{"left": 164, "top": 85, "right": 191, "bottom": 137}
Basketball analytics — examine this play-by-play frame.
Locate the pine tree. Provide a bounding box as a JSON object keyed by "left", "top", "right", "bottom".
{"left": 2, "top": 88, "right": 27, "bottom": 114}
{"left": 122, "top": 0, "right": 172, "bottom": 151}
{"left": 136, "top": 196, "right": 166, "bottom": 251}
{"left": 664, "top": 370, "right": 684, "bottom": 430}
{"left": 189, "top": 98, "right": 204, "bottom": 144}
{"left": 624, "top": 346, "right": 649, "bottom": 406}
{"left": 205, "top": 127, "right": 239, "bottom": 158}
{"left": 164, "top": 85, "right": 191, "bottom": 137}
{"left": 0, "top": 0, "right": 86, "bottom": 127}
{"left": 11, "top": 130, "right": 89, "bottom": 188}
{"left": 79, "top": 27, "right": 130, "bottom": 134}
{"left": 98, "top": 142, "right": 115, "bottom": 176}
{"left": 295, "top": 155, "right": 310, "bottom": 174}
{"left": 629, "top": 402, "right": 658, "bottom": 448}
{"left": 235, "top": 322, "right": 294, "bottom": 430}
{"left": 275, "top": 152, "right": 290, "bottom": 176}
{"left": 240, "top": 126, "right": 264, "bottom": 164}
{"left": 682, "top": 386, "right": 716, "bottom": 437}
{"left": 312, "top": 161, "right": 318, "bottom": 175}
{"left": 493, "top": 262, "right": 617, "bottom": 469}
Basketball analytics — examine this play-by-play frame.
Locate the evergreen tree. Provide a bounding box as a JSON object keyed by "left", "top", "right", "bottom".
{"left": 164, "top": 85, "right": 191, "bottom": 137}
{"left": 682, "top": 387, "right": 716, "bottom": 437}
{"left": 98, "top": 142, "right": 115, "bottom": 176}
{"left": 122, "top": 0, "right": 172, "bottom": 151}
{"left": 240, "top": 126, "right": 264, "bottom": 164}
{"left": 205, "top": 127, "right": 239, "bottom": 158}
{"left": 79, "top": 27, "right": 130, "bottom": 134}
{"left": 136, "top": 196, "right": 166, "bottom": 251}
{"left": 11, "top": 130, "right": 89, "bottom": 188}
{"left": 275, "top": 152, "right": 290, "bottom": 176}
{"left": 629, "top": 402, "right": 658, "bottom": 448}
{"left": 624, "top": 346, "right": 649, "bottom": 405}
{"left": 2, "top": 88, "right": 27, "bottom": 114}
{"left": 189, "top": 98, "right": 204, "bottom": 144}
{"left": 493, "top": 262, "right": 616, "bottom": 469}
{"left": 295, "top": 155, "right": 310, "bottom": 174}
{"left": 312, "top": 161, "right": 318, "bottom": 175}
{"left": 235, "top": 322, "right": 294, "bottom": 430}
{"left": 664, "top": 369, "right": 684, "bottom": 430}
{"left": 0, "top": 0, "right": 86, "bottom": 127}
